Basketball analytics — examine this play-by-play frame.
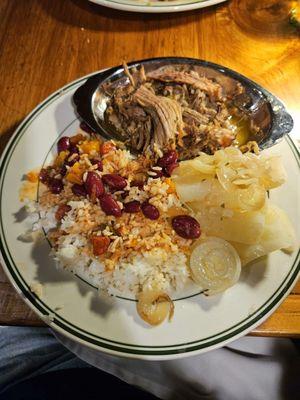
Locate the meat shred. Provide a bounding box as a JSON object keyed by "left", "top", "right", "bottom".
{"left": 105, "top": 64, "right": 246, "bottom": 159}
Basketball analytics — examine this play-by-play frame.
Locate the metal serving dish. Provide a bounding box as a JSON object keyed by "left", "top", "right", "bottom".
{"left": 73, "top": 57, "right": 293, "bottom": 150}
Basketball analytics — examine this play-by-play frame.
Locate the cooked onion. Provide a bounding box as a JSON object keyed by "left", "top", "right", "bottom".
{"left": 174, "top": 157, "right": 215, "bottom": 180}
{"left": 190, "top": 237, "right": 241, "bottom": 295}
{"left": 137, "top": 290, "right": 174, "bottom": 326}
{"left": 260, "top": 155, "right": 287, "bottom": 189}
{"left": 236, "top": 184, "right": 266, "bottom": 211}
{"left": 216, "top": 165, "right": 237, "bottom": 192}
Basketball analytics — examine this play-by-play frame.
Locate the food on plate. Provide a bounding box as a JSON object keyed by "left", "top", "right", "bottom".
{"left": 230, "top": 204, "right": 296, "bottom": 266}
{"left": 26, "top": 129, "right": 193, "bottom": 327}
{"left": 190, "top": 237, "right": 241, "bottom": 295}
{"left": 104, "top": 64, "right": 256, "bottom": 160}
{"left": 173, "top": 147, "right": 296, "bottom": 266}
{"left": 29, "top": 282, "right": 43, "bottom": 299}
{"left": 137, "top": 290, "right": 174, "bottom": 326}
{"left": 22, "top": 124, "right": 296, "bottom": 326}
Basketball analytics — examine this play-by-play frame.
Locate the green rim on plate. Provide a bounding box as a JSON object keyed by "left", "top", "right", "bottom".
{"left": 0, "top": 74, "right": 299, "bottom": 357}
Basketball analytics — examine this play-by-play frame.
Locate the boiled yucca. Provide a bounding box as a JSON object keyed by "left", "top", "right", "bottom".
{"left": 173, "top": 147, "right": 296, "bottom": 266}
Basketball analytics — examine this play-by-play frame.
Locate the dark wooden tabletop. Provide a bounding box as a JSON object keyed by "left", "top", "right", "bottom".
{"left": 0, "top": 0, "right": 299, "bottom": 336}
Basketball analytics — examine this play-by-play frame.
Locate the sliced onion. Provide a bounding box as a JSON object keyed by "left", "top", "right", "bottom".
{"left": 188, "top": 158, "right": 216, "bottom": 175}
{"left": 174, "top": 156, "right": 216, "bottom": 179}
{"left": 137, "top": 290, "right": 174, "bottom": 326}
{"left": 216, "top": 165, "right": 237, "bottom": 192}
{"left": 232, "top": 177, "right": 258, "bottom": 186}
{"left": 190, "top": 237, "right": 241, "bottom": 295}
{"left": 214, "top": 146, "right": 241, "bottom": 164}
{"left": 198, "top": 152, "right": 215, "bottom": 165}
{"left": 236, "top": 184, "right": 266, "bottom": 211}
{"left": 260, "top": 155, "right": 287, "bottom": 189}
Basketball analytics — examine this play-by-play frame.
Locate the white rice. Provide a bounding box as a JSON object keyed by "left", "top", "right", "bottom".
{"left": 28, "top": 201, "right": 191, "bottom": 297}
{"left": 61, "top": 247, "right": 189, "bottom": 297}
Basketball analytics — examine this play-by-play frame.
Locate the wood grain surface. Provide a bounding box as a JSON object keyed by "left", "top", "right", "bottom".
{"left": 0, "top": 0, "right": 299, "bottom": 336}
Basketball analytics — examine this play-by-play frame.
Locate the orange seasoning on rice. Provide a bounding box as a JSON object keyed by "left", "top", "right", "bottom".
{"left": 26, "top": 170, "right": 39, "bottom": 183}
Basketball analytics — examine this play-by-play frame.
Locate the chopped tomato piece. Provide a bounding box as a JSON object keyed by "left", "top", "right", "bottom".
{"left": 100, "top": 141, "right": 116, "bottom": 155}
{"left": 91, "top": 236, "right": 110, "bottom": 256}
{"left": 55, "top": 204, "right": 71, "bottom": 221}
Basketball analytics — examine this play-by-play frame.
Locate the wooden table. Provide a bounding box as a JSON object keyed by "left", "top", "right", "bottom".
{"left": 0, "top": 0, "right": 299, "bottom": 336}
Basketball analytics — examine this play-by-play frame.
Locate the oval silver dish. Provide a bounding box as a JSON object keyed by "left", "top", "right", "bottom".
{"left": 73, "top": 57, "right": 293, "bottom": 151}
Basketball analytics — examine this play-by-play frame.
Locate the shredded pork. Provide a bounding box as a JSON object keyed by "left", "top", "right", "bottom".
{"left": 105, "top": 64, "right": 247, "bottom": 159}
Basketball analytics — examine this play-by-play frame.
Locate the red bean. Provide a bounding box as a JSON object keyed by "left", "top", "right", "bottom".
{"left": 141, "top": 201, "right": 160, "bottom": 220}
{"left": 72, "top": 184, "right": 87, "bottom": 197}
{"left": 49, "top": 178, "right": 63, "bottom": 194}
{"left": 100, "top": 193, "right": 122, "bottom": 217}
{"left": 163, "top": 162, "right": 179, "bottom": 177}
{"left": 124, "top": 200, "right": 141, "bottom": 213}
{"left": 90, "top": 159, "right": 103, "bottom": 171}
{"left": 39, "top": 168, "right": 50, "bottom": 184}
{"left": 102, "top": 174, "right": 127, "bottom": 191}
{"left": 121, "top": 190, "right": 129, "bottom": 199}
{"left": 80, "top": 121, "right": 94, "bottom": 134}
{"left": 172, "top": 215, "right": 201, "bottom": 239}
{"left": 60, "top": 165, "right": 67, "bottom": 176}
{"left": 131, "top": 180, "right": 144, "bottom": 190}
{"left": 69, "top": 143, "right": 79, "bottom": 155}
{"left": 85, "top": 172, "right": 104, "bottom": 200}
{"left": 65, "top": 154, "right": 79, "bottom": 167}
{"left": 57, "top": 136, "right": 70, "bottom": 153}
{"left": 157, "top": 150, "right": 178, "bottom": 168}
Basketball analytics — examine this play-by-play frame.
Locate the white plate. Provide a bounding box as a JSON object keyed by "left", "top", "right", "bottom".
{"left": 0, "top": 72, "right": 299, "bottom": 360}
{"left": 89, "top": 0, "right": 227, "bottom": 13}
